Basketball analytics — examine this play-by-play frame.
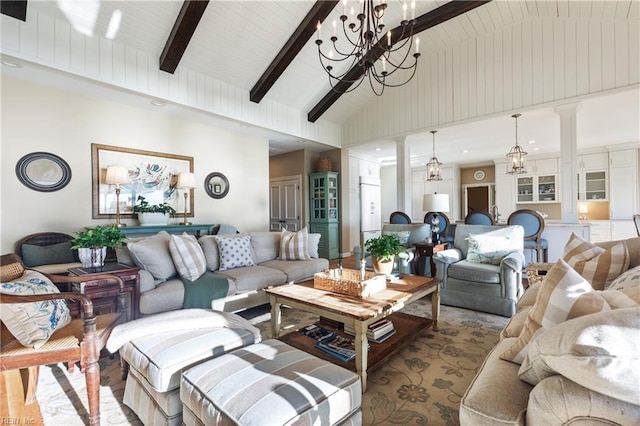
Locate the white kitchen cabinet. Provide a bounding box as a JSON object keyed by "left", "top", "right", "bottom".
{"left": 528, "top": 158, "right": 558, "bottom": 174}
{"left": 608, "top": 149, "right": 638, "bottom": 220}
{"left": 577, "top": 152, "right": 609, "bottom": 201}
{"left": 579, "top": 152, "right": 609, "bottom": 170}
{"left": 359, "top": 158, "right": 380, "bottom": 179}
{"left": 516, "top": 174, "right": 558, "bottom": 203}
{"left": 539, "top": 224, "right": 590, "bottom": 263}
{"left": 588, "top": 221, "right": 612, "bottom": 243}
{"left": 611, "top": 220, "right": 638, "bottom": 240}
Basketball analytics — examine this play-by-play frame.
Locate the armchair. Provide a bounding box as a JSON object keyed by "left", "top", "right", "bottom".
{"left": 0, "top": 254, "right": 125, "bottom": 426}
{"left": 433, "top": 224, "right": 525, "bottom": 317}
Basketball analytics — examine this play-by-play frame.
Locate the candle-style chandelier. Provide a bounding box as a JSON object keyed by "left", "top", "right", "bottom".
{"left": 315, "top": 0, "right": 420, "bottom": 96}
{"left": 506, "top": 113, "right": 528, "bottom": 174}
{"left": 426, "top": 130, "right": 443, "bottom": 181}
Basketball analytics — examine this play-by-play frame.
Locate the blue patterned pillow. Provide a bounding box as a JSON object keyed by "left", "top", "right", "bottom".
{"left": 214, "top": 235, "right": 255, "bottom": 271}
{"left": 0, "top": 270, "right": 71, "bottom": 348}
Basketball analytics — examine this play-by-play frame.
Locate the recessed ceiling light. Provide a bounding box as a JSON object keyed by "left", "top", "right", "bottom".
{"left": 462, "top": 150, "right": 469, "bottom": 154}
{"left": 1, "top": 57, "right": 21, "bottom": 68}
{"left": 533, "top": 147, "right": 540, "bottom": 151}
{"left": 240, "top": 124, "right": 251, "bottom": 128}
{"left": 150, "top": 100, "right": 165, "bottom": 107}
{"left": 528, "top": 140, "right": 536, "bottom": 144}
{"left": 376, "top": 148, "right": 381, "bottom": 151}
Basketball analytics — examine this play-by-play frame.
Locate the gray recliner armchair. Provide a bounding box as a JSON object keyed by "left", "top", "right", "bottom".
{"left": 433, "top": 224, "right": 525, "bottom": 317}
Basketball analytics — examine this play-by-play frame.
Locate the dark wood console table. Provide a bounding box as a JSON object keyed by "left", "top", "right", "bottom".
{"left": 413, "top": 243, "right": 448, "bottom": 277}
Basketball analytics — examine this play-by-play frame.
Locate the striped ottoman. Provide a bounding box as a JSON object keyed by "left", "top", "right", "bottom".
{"left": 121, "top": 326, "right": 259, "bottom": 426}
{"left": 181, "top": 339, "right": 362, "bottom": 426}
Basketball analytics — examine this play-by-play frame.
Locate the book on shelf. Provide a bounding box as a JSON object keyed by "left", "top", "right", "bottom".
{"left": 343, "top": 319, "right": 395, "bottom": 341}
{"left": 298, "top": 324, "right": 368, "bottom": 362}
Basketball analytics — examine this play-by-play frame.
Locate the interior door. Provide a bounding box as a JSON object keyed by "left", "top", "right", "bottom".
{"left": 463, "top": 184, "right": 494, "bottom": 217}
{"left": 269, "top": 177, "right": 301, "bottom": 232}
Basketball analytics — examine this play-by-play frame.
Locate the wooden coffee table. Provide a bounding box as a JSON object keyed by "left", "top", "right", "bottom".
{"left": 265, "top": 274, "right": 440, "bottom": 392}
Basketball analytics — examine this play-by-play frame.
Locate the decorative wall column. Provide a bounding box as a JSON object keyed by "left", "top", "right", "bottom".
{"left": 554, "top": 102, "right": 581, "bottom": 223}
{"left": 395, "top": 136, "right": 412, "bottom": 216}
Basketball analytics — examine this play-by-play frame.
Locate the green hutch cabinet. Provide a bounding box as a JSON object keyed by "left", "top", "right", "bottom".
{"left": 309, "top": 171, "right": 339, "bottom": 259}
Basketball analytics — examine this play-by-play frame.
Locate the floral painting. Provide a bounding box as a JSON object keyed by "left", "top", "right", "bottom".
{"left": 92, "top": 144, "right": 194, "bottom": 220}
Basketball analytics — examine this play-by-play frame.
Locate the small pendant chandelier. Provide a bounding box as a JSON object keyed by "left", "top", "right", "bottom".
{"left": 506, "top": 113, "right": 527, "bottom": 174}
{"left": 426, "top": 130, "right": 443, "bottom": 181}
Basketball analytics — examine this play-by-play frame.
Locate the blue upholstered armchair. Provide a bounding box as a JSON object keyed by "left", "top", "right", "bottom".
{"left": 433, "top": 224, "right": 525, "bottom": 317}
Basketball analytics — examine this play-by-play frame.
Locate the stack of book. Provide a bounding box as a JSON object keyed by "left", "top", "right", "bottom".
{"left": 298, "top": 324, "right": 368, "bottom": 362}
{"left": 343, "top": 319, "right": 396, "bottom": 343}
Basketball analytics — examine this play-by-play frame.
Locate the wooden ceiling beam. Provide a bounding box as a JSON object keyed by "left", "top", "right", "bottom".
{"left": 159, "top": 0, "right": 210, "bottom": 74}
{"left": 1, "top": 0, "right": 27, "bottom": 21}
{"left": 308, "top": 0, "right": 491, "bottom": 123}
{"left": 250, "top": 1, "right": 339, "bottom": 103}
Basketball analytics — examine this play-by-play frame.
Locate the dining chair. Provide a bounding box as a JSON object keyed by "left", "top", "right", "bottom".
{"left": 464, "top": 211, "right": 495, "bottom": 225}
{"left": 389, "top": 211, "right": 412, "bottom": 224}
{"left": 634, "top": 214, "right": 640, "bottom": 237}
{"left": 507, "top": 209, "right": 548, "bottom": 262}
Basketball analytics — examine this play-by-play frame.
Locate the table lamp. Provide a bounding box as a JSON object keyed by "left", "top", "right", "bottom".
{"left": 177, "top": 172, "right": 196, "bottom": 225}
{"left": 579, "top": 204, "right": 589, "bottom": 221}
{"left": 423, "top": 193, "right": 450, "bottom": 244}
{"left": 105, "top": 165, "right": 130, "bottom": 227}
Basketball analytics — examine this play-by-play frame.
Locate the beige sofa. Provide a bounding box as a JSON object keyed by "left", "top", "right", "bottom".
{"left": 460, "top": 236, "right": 640, "bottom": 425}
{"left": 117, "top": 231, "right": 329, "bottom": 315}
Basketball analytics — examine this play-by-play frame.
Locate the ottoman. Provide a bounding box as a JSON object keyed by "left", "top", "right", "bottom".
{"left": 181, "top": 339, "right": 362, "bottom": 426}
{"left": 107, "top": 310, "right": 262, "bottom": 426}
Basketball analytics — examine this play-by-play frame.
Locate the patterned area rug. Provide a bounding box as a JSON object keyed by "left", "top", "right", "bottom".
{"left": 36, "top": 299, "right": 507, "bottom": 425}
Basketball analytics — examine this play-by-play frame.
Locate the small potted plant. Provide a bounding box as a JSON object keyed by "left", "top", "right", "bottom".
{"left": 364, "top": 234, "right": 406, "bottom": 276}
{"left": 133, "top": 195, "right": 176, "bottom": 226}
{"left": 71, "top": 225, "right": 125, "bottom": 268}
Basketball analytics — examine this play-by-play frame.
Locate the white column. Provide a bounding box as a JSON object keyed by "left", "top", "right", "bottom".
{"left": 394, "top": 136, "right": 412, "bottom": 215}
{"left": 554, "top": 102, "right": 581, "bottom": 223}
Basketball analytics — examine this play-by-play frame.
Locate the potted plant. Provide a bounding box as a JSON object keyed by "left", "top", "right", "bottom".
{"left": 133, "top": 195, "right": 176, "bottom": 226}
{"left": 364, "top": 234, "right": 406, "bottom": 276}
{"left": 71, "top": 225, "right": 125, "bottom": 268}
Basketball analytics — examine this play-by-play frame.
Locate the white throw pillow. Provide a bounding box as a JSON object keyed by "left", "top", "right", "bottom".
{"left": 0, "top": 270, "right": 72, "bottom": 348}
{"left": 279, "top": 227, "right": 312, "bottom": 261}
{"left": 519, "top": 307, "right": 640, "bottom": 405}
{"left": 466, "top": 225, "right": 523, "bottom": 265}
{"left": 169, "top": 233, "right": 207, "bottom": 281}
{"left": 214, "top": 235, "right": 255, "bottom": 271}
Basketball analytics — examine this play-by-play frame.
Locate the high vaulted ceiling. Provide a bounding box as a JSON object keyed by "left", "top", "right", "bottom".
{"left": 2, "top": 0, "right": 639, "bottom": 165}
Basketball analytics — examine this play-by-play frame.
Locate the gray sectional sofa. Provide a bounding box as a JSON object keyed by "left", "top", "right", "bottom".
{"left": 116, "top": 231, "right": 329, "bottom": 315}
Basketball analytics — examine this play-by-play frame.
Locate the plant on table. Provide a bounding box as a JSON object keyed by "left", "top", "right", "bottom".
{"left": 71, "top": 225, "right": 125, "bottom": 268}
{"left": 365, "top": 234, "right": 405, "bottom": 276}
{"left": 132, "top": 196, "right": 177, "bottom": 214}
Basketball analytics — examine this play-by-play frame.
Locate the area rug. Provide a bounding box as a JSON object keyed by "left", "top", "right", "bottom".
{"left": 35, "top": 299, "right": 508, "bottom": 425}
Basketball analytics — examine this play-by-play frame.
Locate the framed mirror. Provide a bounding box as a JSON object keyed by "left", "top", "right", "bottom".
{"left": 15, "top": 152, "right": 72, "bottom": 192}
{"left": 204, "top": 172, "right": 229, "bottom": 199}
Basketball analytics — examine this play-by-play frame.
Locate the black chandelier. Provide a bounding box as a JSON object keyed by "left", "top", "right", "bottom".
{"left": 315, "top": 0, "right": 420, "bottom": 95}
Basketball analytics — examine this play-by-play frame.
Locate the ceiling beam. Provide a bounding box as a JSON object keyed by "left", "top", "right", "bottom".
{"left": 1, "top": 0, "right": 27, "bottom": 21}
{"left": 308, "top": 0, "right": 492, "bottom": 123}
{"left": 159, "top": 0, "right": 209, "bottom": 74}
{"left": 250, "top": 1, "right": 339, "bottom": 103}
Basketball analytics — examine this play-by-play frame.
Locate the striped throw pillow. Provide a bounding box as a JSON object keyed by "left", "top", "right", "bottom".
{"left": 562, "top": 233, "right": 630, "bottom": 290}
{"left": 500, "top": 259, "right": 611, "bottom": 364}
{"left": 280, "top": 227, "right": 311, "bottom": 261}
{"left": 169, "top": 233, "right": 207, "bottom": 281}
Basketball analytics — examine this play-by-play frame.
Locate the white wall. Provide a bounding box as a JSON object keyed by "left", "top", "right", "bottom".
{"left": 1, "top": 76, "right": 270, "bottom": 252}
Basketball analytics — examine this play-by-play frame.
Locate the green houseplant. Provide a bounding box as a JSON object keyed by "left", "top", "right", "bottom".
{"left": 364, "top": 234, "right": 405, "bottom": 276}
{"left": 133, "top": 195, "right": 176, "bottom": 226}
{"left": 71, "top": 225, "right": 125, "bottom": 267}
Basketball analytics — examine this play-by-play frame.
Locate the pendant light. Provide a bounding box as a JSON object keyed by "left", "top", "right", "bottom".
{"left": 506, "top": 113, "right": 527, "bottom": 174}
{"left": 426, "top": 130, "right": 443, "bottom": 181}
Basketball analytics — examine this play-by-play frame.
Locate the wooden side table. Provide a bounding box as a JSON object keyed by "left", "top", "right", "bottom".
{"left": 413, "top": 243, "right": 448, "bottom": 277}
{"left": 68, "top": 263, "right": 140, "bottom": 321}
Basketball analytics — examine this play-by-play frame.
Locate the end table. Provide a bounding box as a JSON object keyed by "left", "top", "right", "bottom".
{"left": 413, "top": 243, "right": 448, "bottom": 277}
{"left": 68, "top": 263, "right": 140, "bottom": 321}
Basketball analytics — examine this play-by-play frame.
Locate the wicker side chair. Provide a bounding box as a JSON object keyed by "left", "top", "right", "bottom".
{"left": 0, "top": 253, "right": 125, "bottom": 426}
{"left": 14, "top": 232, "right": 82, "bottom": 276}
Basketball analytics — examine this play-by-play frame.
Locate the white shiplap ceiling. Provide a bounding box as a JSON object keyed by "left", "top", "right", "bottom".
{"left": 5, "top": 0, "right": 639, "bottom": 164}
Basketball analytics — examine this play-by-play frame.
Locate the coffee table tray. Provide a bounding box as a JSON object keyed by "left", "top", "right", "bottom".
{"left": 313, "top": 268, "right": 386, "bottom": 297}
{"left": 279, "top": 312, "right": 432, "bottom": 372}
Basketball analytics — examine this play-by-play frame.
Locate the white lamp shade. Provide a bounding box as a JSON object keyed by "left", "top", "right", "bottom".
{"left": 579, "top": 204, "right": 589, "bottom": 214}
{"left": 423, "top": 193, "right": 450, "bottom": 212}
{"left": 177, "top": 172, "right": 196, "bottom": 189}
{"left": 105, "top": 166, "right": 129, "bottom": 185}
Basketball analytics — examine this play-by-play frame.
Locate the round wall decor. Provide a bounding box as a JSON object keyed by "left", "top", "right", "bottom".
{"left": 473, "top": 170, "right": 486, "bottom": 181}
{"left": 15, "top": 152, "right": 72, "bottom": 192}
{"left": 204, "top": 172, "right": 229, "bottom": 199}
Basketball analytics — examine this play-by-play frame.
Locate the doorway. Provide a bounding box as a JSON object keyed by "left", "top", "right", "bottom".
{"left": 463, "top": 184, "right": 495, "bottom": 218}
{"left": 269, "top": 176, "right": 302, "bottom": 231}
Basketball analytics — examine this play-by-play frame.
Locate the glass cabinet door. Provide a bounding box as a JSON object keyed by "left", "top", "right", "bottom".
{"left": 584, "top": 171, "right": 607, "bottom": 200}
{"left": 328, "top": 176, "right": 338, "bottom": 220}
{"left": 537, "top": 175, "right": 556, "bottom": 202}
{"left": 517, "top": 177, "right": 534, "bottom": 203}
